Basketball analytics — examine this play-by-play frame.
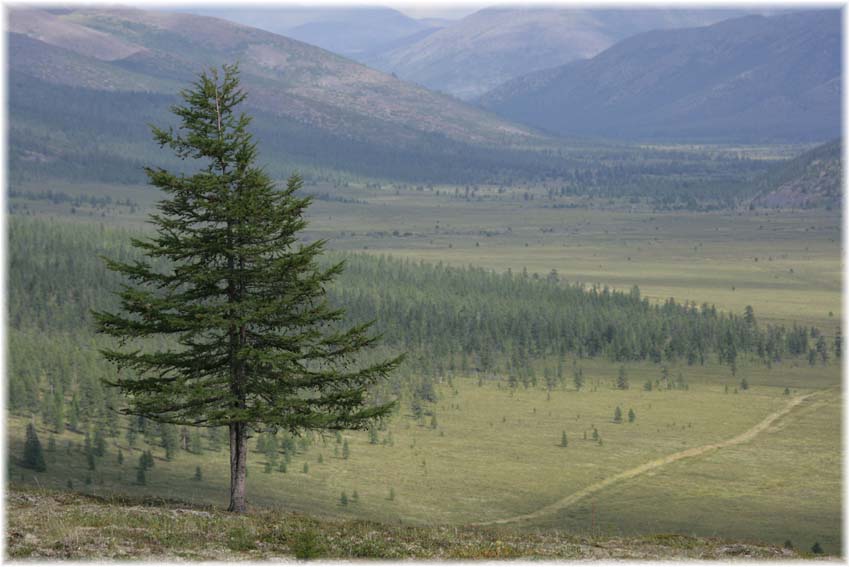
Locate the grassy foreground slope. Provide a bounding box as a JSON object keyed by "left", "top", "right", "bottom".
{"left": 5, "top": 485, "right": 809, "bottom": 560}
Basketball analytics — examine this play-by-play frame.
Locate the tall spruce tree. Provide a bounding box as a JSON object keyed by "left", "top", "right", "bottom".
{"left": 93, "top": 65, "right": 401, "bottom": 513}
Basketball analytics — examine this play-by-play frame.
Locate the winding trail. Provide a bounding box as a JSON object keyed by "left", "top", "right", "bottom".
{"left": 474, "top": 390, "right": 819, "bottom": 527}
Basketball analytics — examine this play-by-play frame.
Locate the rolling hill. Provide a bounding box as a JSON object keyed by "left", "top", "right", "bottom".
{"left": 8, "top": 7, "right": 548, "bottom": 186}
{"left": 750, "top": 139, "right": 843, "bottom": 209}
{"left": 363, "top": 8, "right": 753, "bottom": 100}
{"left": 479, "top": 10, "right": 841, "bottom": 143}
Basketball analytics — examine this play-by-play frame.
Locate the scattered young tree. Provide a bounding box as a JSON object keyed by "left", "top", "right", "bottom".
{"left": 339, "top": 492, "right": 348, "bottom": 507}
{"left": 628, "top": 408, "right": 636, "bottom": 423}
{"left": 93, "top": 426, "right": 106, "bottom": 457}
{"left": 195, "top": 466, "right": 203, "bottom": 481}
{"left": 388, "top": 487, "right": 395, "bottom": 501}
{"left": 136, "top": 466, "right": 146, "bottom": 486}
{"left": 811, "top": 542, "right": 823, "bottom": 555}
{"left": 342, "top": 439, "right": 350, "bottom": 460}
{"left": 613, "top": 406, "right": 623, "bottom": 423}
{"left": 740, "top": 377, "right": 749, "bottom": 391}
{"left": 21, "top": 423, "right": 46, "bottom": 472}
{"left": 616, "top": 367, "right": 629, "bottom": 390}
{"left": 93, "top": 64, "right": 402, "bottom": 513}
{"left": 573, "top": 367, "right": 584, "bottom": 391}
{"left": 643, "top": 380, "right": 652, "bottom": 392}
{"left": 117, "top": 449, "right": 124, "bottom": 465}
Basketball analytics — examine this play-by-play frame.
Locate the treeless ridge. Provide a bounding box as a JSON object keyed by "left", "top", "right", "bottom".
{"left": 474, "top": 390, "right": 820, "bottom": 526}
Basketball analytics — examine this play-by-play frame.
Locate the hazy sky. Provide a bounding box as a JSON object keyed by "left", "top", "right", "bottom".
{"left": 392, "top": 5, "right": 481, "bottom": 19}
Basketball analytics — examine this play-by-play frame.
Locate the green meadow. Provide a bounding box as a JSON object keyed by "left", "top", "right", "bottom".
{"left": 6, "top": 176, "right": 844, "bottom": 554}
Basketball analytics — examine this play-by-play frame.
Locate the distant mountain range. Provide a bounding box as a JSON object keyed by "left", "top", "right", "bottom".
{"left": 180, "top": 6, "right": 756, "bottom": 101}
{"left": 8, "top": 7, "right": 551, "bottom": 185}
{"left": 361, "top": 7, "right": 754, "bottom": 100}
{"left": 170, "top": 6, "right": 445, "bottom": 60}
{"left": 479, "top": 10, "right": 841, "bottom": 143}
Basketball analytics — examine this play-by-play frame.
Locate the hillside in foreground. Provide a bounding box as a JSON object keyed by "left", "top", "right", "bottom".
{"left": 6, "top": 485, "right": 809, "bottom": 560}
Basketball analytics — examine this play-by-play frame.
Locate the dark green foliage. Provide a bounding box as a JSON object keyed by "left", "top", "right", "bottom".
{"left": 291, "top": 530, "right": 325, "bottom": 560}
{"left": 342, "top": 440, "right": 350, "bottom": 460}
{"left": 340, "top": 492, "right": 349, "bottom": 507}
{"left": 139, "top": 451, "right": 154, "bottom": 471}
{"left": 388, "top": 487, "right": 395, "bottom": 501}
{"left": 613, "top": 407, "right": 623, "bottom": 423}
{"left": 93, "top": 427, "right": 106, "bottom": 457}
{"left": 47, "top": 436, "right": 56, "bottom": 453}
{"left": 368, "top": 426, "right": 379, "bottom": 445}
{"left": 560, "top": 431, "right": 568, "bottom": 447}
{"left": 740, "top": 378, "right": 749, "bottom": 391}
{"left": 784, "top": 387, "right": 790, "bottom": 396}
{"left": 811, "top": 542, "right": 823, "bottom": 554}
{"left": 136, "top": 467, "right": 146, "bottom": 485}
{"left": 616, "top": 367, "right": 629, "bottom": 390}
{"left": 784, "top": 540, "right": 793, "bottom": 550}
{"left": 87, "top": 452, "right": 96, "bottom": 471}
{"left": 278, "top": 462, "right": 287, "bottom": 473}
{"left": 91, "top": 65, "right": 400, "bottom": 512}
{"left": 21, "top": 423, "right": 46, "bottom": 472}
{"left": 628, "top": 408, "right": 636, "bottom": 423}
{"left": 303, "top": 463, "right": 309, "bottom": 474}
{"left": 117, "top": 449, "right": 124, "bottom": 465}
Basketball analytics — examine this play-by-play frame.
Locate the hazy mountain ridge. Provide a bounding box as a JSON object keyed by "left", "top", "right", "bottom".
{"left": 363, "top": 8, "right": 756, "bottom": 99}
{"left": 171, "top": 6, "right": 440, "bottom": 59}
{"left": 479, "top": 10, "right": 840, "bottom": 143}
{"left": 9, "top": 7, "right": 563, "bottom": 185}
{"left": 9, "top": 8, "right": 540, "bottom": 145}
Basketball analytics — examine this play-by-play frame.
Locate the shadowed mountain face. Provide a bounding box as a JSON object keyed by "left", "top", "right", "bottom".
{"left": 361, "top": 7, "right": 754, "bottom": 100}
{"left": 479, "top": 10, "right": 841, "bottom": 143}
{"left": 8, "top": 7, "right": 553, "bottom": 185}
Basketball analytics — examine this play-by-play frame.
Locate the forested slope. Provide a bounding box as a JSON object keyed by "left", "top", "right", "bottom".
{"left": 9, "top": 216, "right": 830, "bottom": 420}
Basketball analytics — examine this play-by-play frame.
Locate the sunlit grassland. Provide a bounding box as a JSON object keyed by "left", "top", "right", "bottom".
{"left": 530, "top": 387, "right": 842, "bottom": 554}
{"left": 10, "top": 179, "right": 841, "bottom": 329}
{"left": 7, "top": 359, "right": 840, "bottom": 545}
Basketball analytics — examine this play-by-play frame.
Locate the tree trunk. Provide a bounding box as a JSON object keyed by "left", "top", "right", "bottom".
{"left": 228, "top": 422, "right": 248, "bottom": 513}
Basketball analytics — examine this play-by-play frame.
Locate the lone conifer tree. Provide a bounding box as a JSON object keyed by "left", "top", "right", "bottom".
{"left": 22, "top": 423, "right": 46, "bottom": 472}
{"left": 94, "top": 65, "right": 401, "bottom": 513}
